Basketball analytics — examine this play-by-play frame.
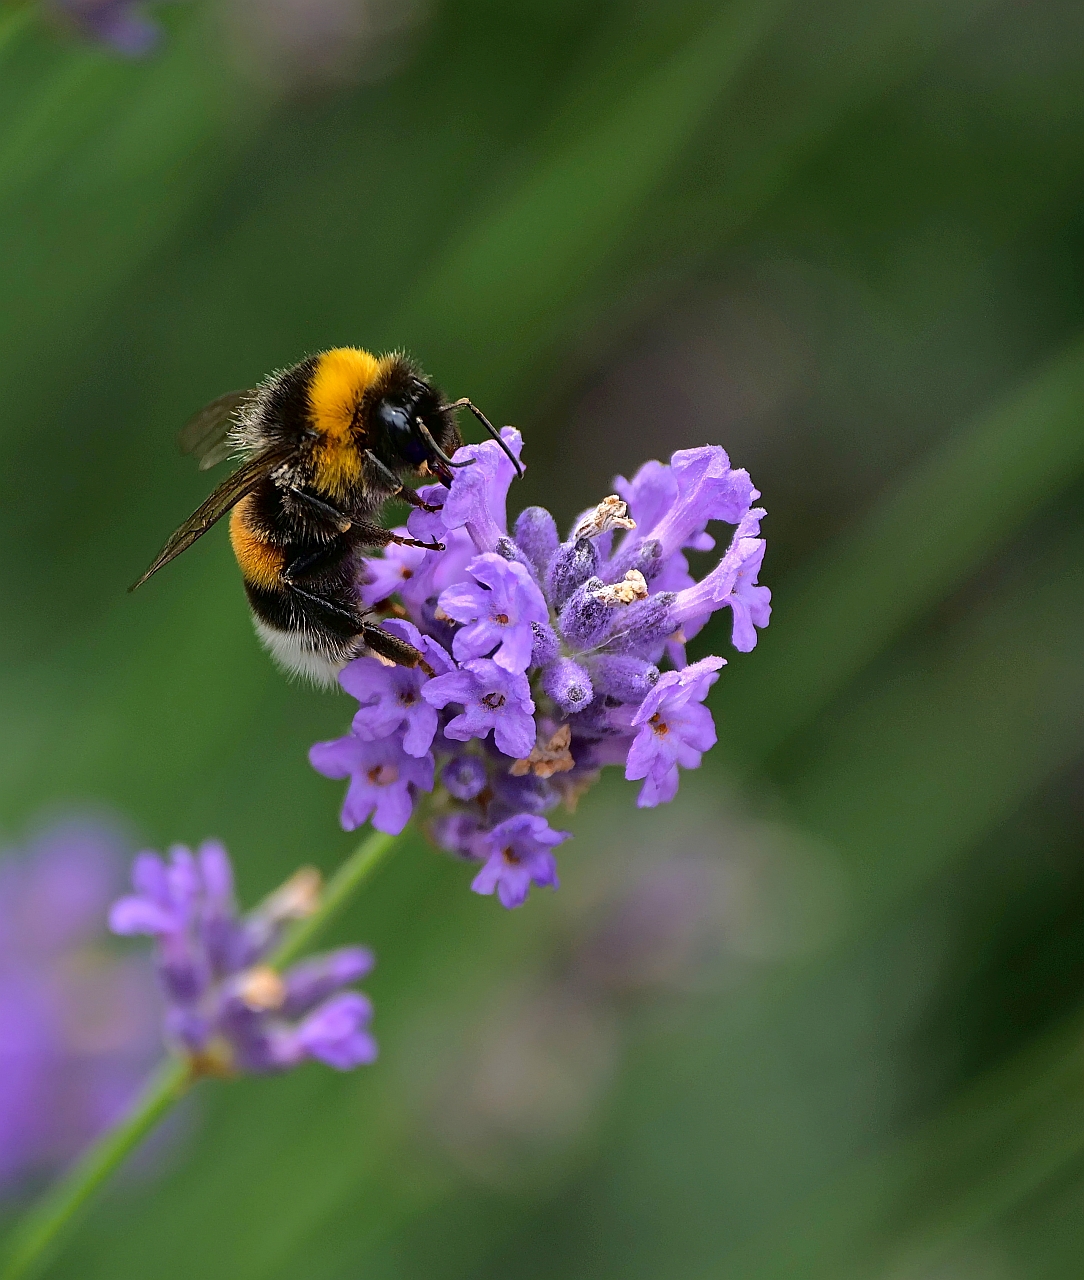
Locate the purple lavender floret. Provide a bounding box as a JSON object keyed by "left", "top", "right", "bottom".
{"left": 439, "top": 553, "right": 549, "bottom": 672}
{"left": 423, "top": 659, "right": 537, "bottom": 759}
{"left": 471, "top": 815, "right": 568, "bottom": 909}
{"left": 0, "top": 817, "right": 159, "bottom": 1193}
{"left": 315, "top": 429, "right": 770, "bottom": 908}
{"left": 341, "top": 620, "right": 452, "bottom": 757}
{"left": 309, "top": 734, "right": 434, "bottom": 834}
{"left": 110, "top": 842, "right": 377, "bottom": 1075}
{"left": 50, "top": 0, "right": 169, "bottom": 56}
{"left": 625, "top": 657, "right": 724, "bottom": 807}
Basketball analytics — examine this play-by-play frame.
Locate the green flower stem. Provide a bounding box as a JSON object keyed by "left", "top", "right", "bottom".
{"left": 0, "top": 826, "right": 404, "bottom": 1280}
{"left": 271, "top": 828, "right": 399, "bottom": 969}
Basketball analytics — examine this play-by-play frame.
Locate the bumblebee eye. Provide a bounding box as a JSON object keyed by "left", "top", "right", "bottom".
{"left": 375, "top": 396, "right": 428, "bottom": 466}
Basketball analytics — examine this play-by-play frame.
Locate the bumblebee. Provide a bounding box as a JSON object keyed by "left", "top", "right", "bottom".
{"left": 131, "top": 347, "right": 521, "bottom": 686}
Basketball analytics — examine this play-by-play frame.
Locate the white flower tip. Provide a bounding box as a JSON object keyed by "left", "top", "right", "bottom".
{"left": 237, "top": 964, "right": 287, "bottom": 1012}
{"left": 262, "top": 866, "right": 322, "bottom": 922}
{"left": 511, "top": 724, "right": 575, "bottom": 779}
{"left": 593, "top": 569, "right": 649, "bottom": 606}
{"left": 573, "top": 495, "right": 636, "bottom": 541}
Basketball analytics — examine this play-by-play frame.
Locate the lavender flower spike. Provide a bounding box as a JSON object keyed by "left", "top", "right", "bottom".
{"left": 315, "top": 431, "right": 771, "bottom": 908}
{"left": 0, "top": 817, "right": 158, "bottom": 1189}
{"left": 110, "top": 841, "right": 378, "bottom": 1075}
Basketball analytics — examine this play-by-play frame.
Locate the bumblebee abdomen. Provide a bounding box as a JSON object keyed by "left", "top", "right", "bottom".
{"left": 229, "top": 496, "right": 286, "bottom": 589}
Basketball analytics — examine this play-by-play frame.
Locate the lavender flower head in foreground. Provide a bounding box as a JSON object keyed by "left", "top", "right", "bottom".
{"left": 0, "top": 819, "right": 158, "bottom": 1193}
{"left": 311, "top": 433, "right": 770, "bottom": 909}
{"left": 110, "top": 841, "right": 377, "bottom": 1074}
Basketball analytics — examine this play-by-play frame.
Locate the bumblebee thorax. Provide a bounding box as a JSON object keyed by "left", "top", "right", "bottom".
{"left": 305, "top": 347, "right": 390, "bottom": 498}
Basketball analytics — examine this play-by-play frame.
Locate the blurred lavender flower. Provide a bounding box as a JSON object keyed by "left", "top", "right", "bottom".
{"left": 49, "top": 0, "right": 170, "bottom": 55}
{"left": 109, "top": 841, "right": 377, "bottom": 1074}
{"left": 0, "top": 818, "right": 158, "bottom": 1193}
{"left": 313, "top": 429, "right": 770, "bottom": 908}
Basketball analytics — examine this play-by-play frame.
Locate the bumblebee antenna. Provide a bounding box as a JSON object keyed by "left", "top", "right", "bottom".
{"left": 440, "top": 398, "right": 524, "bottom": 478}
{"left": 415, "top": 418, "right": 475, "bottom": 469}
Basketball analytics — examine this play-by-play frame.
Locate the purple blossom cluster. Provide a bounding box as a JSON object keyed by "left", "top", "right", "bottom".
{"left": 109, "top": 841, "right": 377, "bottom": 1075}
{"left": 311, "top": 431, "right": 770, "bottom": 910}
{"left": 0, "top": 818, "right": 158, "bottom": 1193}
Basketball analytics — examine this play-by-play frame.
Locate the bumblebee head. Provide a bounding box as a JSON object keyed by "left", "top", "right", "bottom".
{"left": 368, "top": 364, "right": 461, "bottom": 473}
{"left": 298, "top": 348, "right": 519, "bottom": 495}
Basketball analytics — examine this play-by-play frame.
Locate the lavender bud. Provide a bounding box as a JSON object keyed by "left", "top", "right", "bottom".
{"left": 165, "top": 1006, "right": 211, "bottom": 1054}
{"left": 558, "top": 577, "right": 612, "bottom": 650}
{"left": 604, "top": 592, "right": 676, "bottom": 655}
{"left": 588, "top": 655, "right": 660, "bottom": 704}
{"left": 567, "top": 700, "right": 624, "bottom": 739}
{"left": 531, "top": 621, "right": 561, "bottom": 668}
{"left": 514, "top": 506, "right": 559, "bottom": 578}
{"left": 495, "top": 535, "right": 538, "bottom": 578}
{"left": 158, "top": 942, "right": 210, "bottom": 1005}
{"left": 282, "top": 947, "right": 374, "bottom": 1018}
{"left": 492, "top": 769, "right": 559, "bottom": 815}
{"left": 546, "top": 538, "right": 600, "bottom": 610}
{"left": 607, "top": 537, "right": 664, "bottom": 584}
{"left": 542, "top": 657, "right": 594, "bottom": 713}
{"left": 441, "top": 754, "right": 489, "bottom": 801}
{"left": 429, "top": 811, "right": 486, "bottom": 861}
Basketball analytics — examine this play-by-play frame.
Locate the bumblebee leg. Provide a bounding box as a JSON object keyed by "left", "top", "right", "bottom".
{"left": 283, "top": 580, "right": 366, "bottom": 629}
{"left": 439, "top": 398, "right": 524, "bottom": 477}
{"left": 398, "top": 487, "right": 443, "bottom": 513}
{"left": 286, "top": 487, "right": 352, "bottom": 533}
{"left": 281, "top": 546, "right": 341, "bottom": 585}
{"left": 350, "top": 520, "right": 444, "bottom": 553}
{"left": 357, "top": 622, "right": 435, "bottom": 676}
{"left": 281, "top": 563, "right": 435, "bottom": 675}
{"left": 364, "top": 451, "right": 442, "bottom": 512}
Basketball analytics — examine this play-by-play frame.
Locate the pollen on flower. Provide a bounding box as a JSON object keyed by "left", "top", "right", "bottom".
{"left": 649, "top": 713, "right": 670, "bottom": 737}
{"left": 481, "top": 692, "right": 506, "bottom": 709}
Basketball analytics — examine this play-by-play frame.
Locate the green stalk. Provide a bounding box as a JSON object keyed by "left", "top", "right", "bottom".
{"left": 0, "top": 826, "right": 403, "bottom": 1280}
{"left": 271, "top": 829, "right": 399, "bottom": 969}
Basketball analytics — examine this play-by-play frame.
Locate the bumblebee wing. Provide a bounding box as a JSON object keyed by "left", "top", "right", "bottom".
{"left": 130, "top": 446, "right": 290, "bottom": 592}
{"left": 178, "top": 389, "right": 251, "bottom": 471}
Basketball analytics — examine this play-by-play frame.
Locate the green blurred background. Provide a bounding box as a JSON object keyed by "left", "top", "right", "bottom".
{"left": 3, "top": 0, "right": 1084, "bottom": 1275}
